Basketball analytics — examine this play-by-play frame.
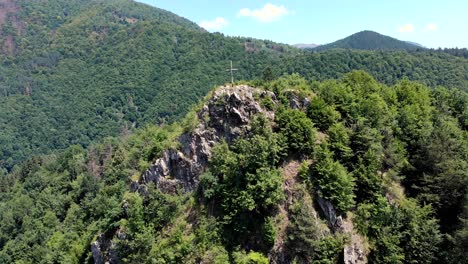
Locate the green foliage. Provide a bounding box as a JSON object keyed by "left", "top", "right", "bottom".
{"left": 307, "top": 97, "right": 341, "bottom": 131}
{"left": 356, "top": 196, "right": 441, "bottom": 264}
{"left": 232, "top": 250, "right": 269, "bottom": 264}
{"left": 276, "top": 109, "right": 316, "bottom": 154}
{"left": 351, "top": 147, "right": 385, "bottom": 203}
{"left": 286, "top": 186, "right": 345, "bottom": 263}
{"left": 395, "top": 80, "right": 434, "bottom": 149}
{"left": 286, "top": 188, "right": 321, "bottom": 262}
{"left": 283, "top": 49, "right": 468, "bottom": 91}
{"left": 0, "top": 0, "right": 295, "bottom": 171}
{"left": 0, "top": 119, "right": 178, "bottom": 263}
{"left": 181, "top": 111, "right": 199, "bottom": 133}
{"left": 262, "top": 216, "right": 276, "bottom": 248}
{"left": 201, "top": 116, "right": 286, "bottom": 250}
{"left": 310, "top": 144, "right": 355, "bottom": 212}
{"left": 1, "top": 67, "right": 467, "bottom": 264}
{"left": 405, "top": 114, "right": 468, "bottom": 232}
{"left": 312, "top": 30, "right": 422, "bottom": 51}
{"left": 200, "top": 245, "right": 230, "bottom": 264}
{"left": 208, "top": 138, "right": 284, "bottom": 248}
{"left": 2, "top": 1, "right": 468, "bottom": 172}
{"left": 269, "top": 73, "right": 310, "bottom": 95}
{"left": 327, "top": 122, "right": 352, "bottom": 162}
{"left": 262, "top": 67, "right": 275, "bottom": 82}
{"left": 312, "top": 235, "right": 347, "bottom": 264}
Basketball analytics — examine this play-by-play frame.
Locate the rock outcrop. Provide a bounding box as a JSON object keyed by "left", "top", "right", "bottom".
{"left": 134, "top": 85, "right": 277, "bottom": 194}
{"left": 316, "top": 196, "right": 368, "bottom": 264}
{"left": 283, "top": 90, "right": 311, "bottom": 110}
{"left": 91, "top": 231, "right": 123, "bottom": 264}
{"left": 95, "top": 85, "right": 277, "bottom": 264}
{"left": 342, "top": 217, "right": 367, "bottom": 264}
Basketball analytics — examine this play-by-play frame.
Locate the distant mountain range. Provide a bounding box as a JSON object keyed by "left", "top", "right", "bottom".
{"left": 296, "top": 30, "right": 425, "bottom": 51}
{"left": 293, "top": 43, "right": 320, "bottom": 49}
{"left": 405, "top": 41, "right": 426, "bottom": 48}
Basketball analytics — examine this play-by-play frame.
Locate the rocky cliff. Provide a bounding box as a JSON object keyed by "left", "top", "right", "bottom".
{"left": 92, "top": 84, "right": 367, "bottom": 264}
{"left": 93, "top": 85, "right": 279, "bottom": 262}
{"left": 132, "top": 85, "right": 277, "bottom": 194}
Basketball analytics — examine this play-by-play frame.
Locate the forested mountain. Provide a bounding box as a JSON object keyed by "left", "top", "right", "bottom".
{"left": 0, "top": 0, "right": 296, "bottom": 170}
{"left": 281, "top": 49, "right": 468, "bottom": 89}
{"left": 434, "top": 47, "right": 468, "bottom": 58}
{"left": 1, "top": 0, "right": 468, "bottom": 172}
{"left": 312, "top": 30, "right": 422, "bottom": 51}
{"left": 0, "top": 72, "right": 466, "bottom": 263}
{"left": 0, "top": 9, "right": 467, "bottom": 264}
{"left": 1, "top": 0, "right": 467, "bottom": 259}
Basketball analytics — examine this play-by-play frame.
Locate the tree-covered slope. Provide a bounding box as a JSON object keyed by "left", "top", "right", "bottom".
{"left": 312, "top": 30, "right": 422, "bottom": 51}
{"left": 1, "top": 0, "right": 467, "bottom": 174}
{"left": 0, "top": 0, "right": 295, "bottom": 170}
{"left": 280, "top": 49, "right": 468, "bottom": 89}
{"left": 0, "top": 72, "right": 466, "bottom": 263}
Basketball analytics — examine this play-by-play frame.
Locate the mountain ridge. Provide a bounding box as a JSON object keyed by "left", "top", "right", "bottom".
{"left": 293, "top": 43, "right": 320, "bottom": 49}
{"left": 0, "top": 0, "right": 466, "bottom": 172}
{"left": 1, "top": 1, "right": 467, "bottom": 171}
{"left": 1, "top": 72, "right": 466, "bottom": 263}
{"left": 0, "top": 0, "right": 296, "bottom": 170}
{"left": 312, "top": 30, "right": 423, "bottom": 51}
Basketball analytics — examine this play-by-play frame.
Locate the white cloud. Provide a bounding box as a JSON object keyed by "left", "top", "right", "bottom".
{"left": 199, "top": 17, "right": 229, "bottom": 31}
{"left": 399, "top": 24, "right": 415, "bottom": 33}
{"left": 425, "top": 23, "right": 438, "bottom": 31}
{"left": 238, "top": 3, "right": 289, "bottom": 23}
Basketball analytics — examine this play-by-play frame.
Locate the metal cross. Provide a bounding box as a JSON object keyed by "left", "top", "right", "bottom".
{"left": 226, "top": 60, "right": 238, "bottom": 86}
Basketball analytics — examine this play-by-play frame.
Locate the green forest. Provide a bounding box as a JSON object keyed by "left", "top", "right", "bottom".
{"left": 311, "top": 30, "right": 422, "bottom": 51}
{"left": 1, "top": 0, "right": 468, "bottom": 172}
{"left": 0, "top": 72, "right": 467, "bottom": 263}
{"left": 0, "top": 0, "right": 467, "bottom": 263}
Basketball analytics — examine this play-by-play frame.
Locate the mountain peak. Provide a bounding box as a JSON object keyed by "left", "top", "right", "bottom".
{"left": 313, "top": 30, "right": 424, "bottom": 51}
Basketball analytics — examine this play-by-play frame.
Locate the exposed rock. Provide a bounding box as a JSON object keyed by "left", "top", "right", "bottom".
{"left": 342, "top": 217, "right": 368, "bottom": 264}
{"left": 316, "top": 196, "right": 368, "bottom": 264}
{"left": 283, "top": 90, "right": 311, "bottom": 110}
{"left": 316, "top": 196, "right": 340, "bottom": 230}
{"left": 91, "top": 200, "right": 135, "bottom": 264}
{"left": 139, "top": 85, "right": 276, "bottom": 193}
{"left": 0, "top": 0, "right": 23, "bottom": 55}
{"left": 269, "top": 160, "right": 331, "bottom": 264}
{"left": 91, "top": 232, "right": 122, "bottom": 264}
{"left": 91, "top": 241, "right": 104, "bottom": 264}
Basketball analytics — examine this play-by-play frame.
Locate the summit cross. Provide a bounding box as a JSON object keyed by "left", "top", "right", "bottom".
{"left": 226, "top": 60, "right": 238, "bottom": 86}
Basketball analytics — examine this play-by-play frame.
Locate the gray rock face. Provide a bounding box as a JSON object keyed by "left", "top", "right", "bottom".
{"left": 91, "top": 232, "right": 121, "bottom": 264}
{"left": 315, "top": 196, "right": 368, "bottom": 264}
{"left": 316, "top": 196, "right": 340, "bottom": 230}
{"left": 139, "top": 85, "right": 276, "bottom": 193}
{"left": 283, "top": 90, "right": 311, "bottom": 110}
{"left": 91, "top": 241, "right": 104, "bottom": 264}
{"left": 93, "top": 86, "right": 278, "bottom": 264}
{"left": 342, "top": 218, "right": 367, "bottom": 264}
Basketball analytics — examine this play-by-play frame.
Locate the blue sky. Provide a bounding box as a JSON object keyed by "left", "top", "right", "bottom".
{"left": 137, "top": 0, "right": 468, "bottom": 48}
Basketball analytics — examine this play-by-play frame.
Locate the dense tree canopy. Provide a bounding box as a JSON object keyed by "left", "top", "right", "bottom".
{"left": 1, "top": 0, "right": 467, "bottom": 171}
{"left": 0, "top": 1, "right": 467, "bottom": 263}
{"left": 0, "top": 72, "right": 466, "bottom": 263}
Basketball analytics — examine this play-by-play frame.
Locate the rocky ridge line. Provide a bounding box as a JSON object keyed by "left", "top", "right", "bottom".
{"left": 132, "top": 85, "right": 277, "bottom": 194}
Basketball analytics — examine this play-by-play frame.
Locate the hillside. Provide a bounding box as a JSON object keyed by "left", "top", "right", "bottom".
{"left": 281, "top": 49, "right": 468, "bottom": 90}
{"left": 1, "top": 0, "right": 467, "bottom": 174}
{"left": 0, "top": 0, "right": 296, "bottom": 170}
{"left": 313, "top": 30, "right": 422, "bottom": 51}
{"left": 0, "top": 72, "right": 466, "bottom": 263}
